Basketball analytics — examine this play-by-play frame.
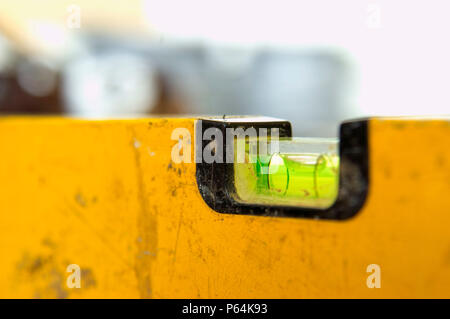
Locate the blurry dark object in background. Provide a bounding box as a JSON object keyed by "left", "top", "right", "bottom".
{"left": 1, "top": 29, "right": 354, "bottom": 137}
{"left": 89, "top": 35, "right": 354, "bottom": 136}
{"left": 0, "top": 36, "right": 63, "bottom": 114}
{"left": 151, "top": 73, "right": 185, "bottom": 114}
{"left": 0, "top": 60, "right": 63, "bottom": 114}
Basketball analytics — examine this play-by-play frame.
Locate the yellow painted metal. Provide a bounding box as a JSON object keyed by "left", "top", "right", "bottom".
{"left": 0, "top": 116, "right": 449, "bottom": 298}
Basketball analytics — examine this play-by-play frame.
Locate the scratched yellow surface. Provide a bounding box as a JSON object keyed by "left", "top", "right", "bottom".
{"left": 0, "top": 117, "right": 449, "bottom": 298}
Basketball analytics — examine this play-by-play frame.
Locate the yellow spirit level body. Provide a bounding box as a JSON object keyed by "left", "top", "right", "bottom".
{"left": 0, "top": 117, "right": 449, "bottom": 298}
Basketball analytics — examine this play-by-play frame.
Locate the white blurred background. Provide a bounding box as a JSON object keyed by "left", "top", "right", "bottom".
{"left": 0, "top": 0, "right": 449, "bottom": 136}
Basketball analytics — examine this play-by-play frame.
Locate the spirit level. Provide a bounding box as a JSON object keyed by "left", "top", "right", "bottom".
{"left": 0, "top": 116, "right": 449, "bottom": 298}
{"left": 195, "top": 117, "right": 366, "bottom": 219}
{"left": 233, "top": 137, "right": 339, "bottom": 209}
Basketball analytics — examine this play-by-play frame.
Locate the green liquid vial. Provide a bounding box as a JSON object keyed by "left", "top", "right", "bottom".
{"left": 233, "top": 138, "right": 339, "bottom": 209}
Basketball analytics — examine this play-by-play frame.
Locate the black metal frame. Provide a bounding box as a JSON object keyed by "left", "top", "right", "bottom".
{"left": 195, "top": 117, "right": 369, "bottom": 220}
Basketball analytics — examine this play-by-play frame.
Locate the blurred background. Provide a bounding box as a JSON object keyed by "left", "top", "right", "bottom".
{"left": 0, "top": 0, "right": 449, "bottom": 136}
